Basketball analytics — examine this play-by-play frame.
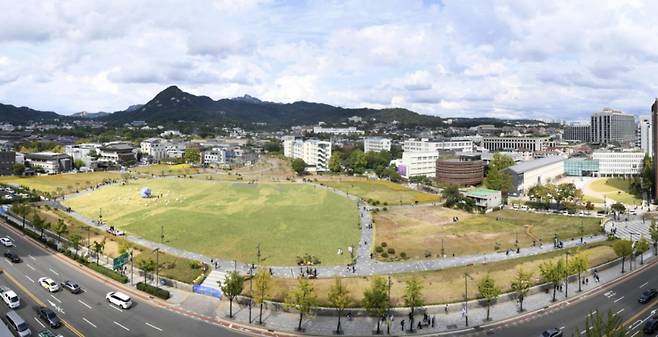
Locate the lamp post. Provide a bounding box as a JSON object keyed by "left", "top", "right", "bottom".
{"left": 565, "top": 251, "right": 571, "bottom": 298}
{"left": 153, "top": 248, "right": 160, "bottom": 288}
{"left": 629, "top": 232, "right": 639, "bottom": 271}
{"left": 464, "top": 273, "right": 474, "bottom": 327}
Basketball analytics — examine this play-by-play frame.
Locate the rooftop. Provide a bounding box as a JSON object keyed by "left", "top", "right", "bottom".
{"left": 506, "top": 155, "right": 566, "bottom": 174}
{"left": 463, "top": 187, "right": 500, "bottom": 198}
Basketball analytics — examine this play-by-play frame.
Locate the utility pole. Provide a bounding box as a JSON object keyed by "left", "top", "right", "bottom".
{"left": 464, "top": 273, "right": 473, "bottom": 327}
{"left": 565, "top": 251, "right": 570, "bottom": 298}
{"left": 130, "top": 249, "right": 134, "bottom": 286}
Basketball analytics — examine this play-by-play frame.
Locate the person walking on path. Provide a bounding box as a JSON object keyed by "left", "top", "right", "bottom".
{"left": 401, "top": 320, "right": 405, "bottom": 332}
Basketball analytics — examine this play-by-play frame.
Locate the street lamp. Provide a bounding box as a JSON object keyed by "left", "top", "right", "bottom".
{"left": 629, "top": 232, "right": 639, "bottom": 271}
{"left": 153, "top": 248, "right": 160, "bottom": 288}
{"left": 565, "top": 251, "right": 571, "bottom": 298}
{"left": 464, "top": 273, "right": 474, "bottom": 327}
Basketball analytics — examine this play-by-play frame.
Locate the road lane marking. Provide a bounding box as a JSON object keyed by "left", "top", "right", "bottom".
{"left": 110, "top": 305, "right": 124, "bottom": 313}
{"left": 145, "top": 322, "right": 163, "bottom": 331}
{"left": 629, "top": 330, "right": 639, "bottom": 337}
{"left": 50, "top": 294, "right": 61, "bottom": 303}
{"left": 613, "top": 296, "right": 625, "bottom": 303}
{"left": 34, "top": 317, "right": 45, "bottom": 328}
{"left": 28, "top": 255, "right": 36, "bottom": 261}
{"left": 640, "top": 282, "right": 648, "bottom": 288}
{"left": 24, "top": 275, "right": 34, "bottom": 283}
{"left": 78, "top": 299, "right": 92, "bottom": 309}
{"left": 114, "top": 321, "right": 130, "bottom": 331}
{"left": 560, "top": 326, "right": 565, "bottom": 330}
{"left": 25, "top": 263, "right": 36, "bottom": 271}
{"left": 616, "top": 308, "right": 625, "bottom": 315}
{"left": 82, "top": 317, "right": 96, "bottom": 328}
{"left": 48, "top": 268, "right": 59, "bottom": 276}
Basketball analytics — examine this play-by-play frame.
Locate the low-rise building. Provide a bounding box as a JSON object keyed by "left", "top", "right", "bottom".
{"left": 504, "top": 156, "right": 566, "bottom": 195}
{"left": 403, "top": 138, "right": 473, "bottom": 153}
{"left": 98, "top": 142, "right": 137, "bottom": 166}
{"left": 364, "top": 137, "right": 391, "bottom": 153}
{"left": 202, "top": 148, "right": 235, "bottom": 165}
{"left": 64, "top": 143, "right": 100, "bottom": 168}
{"left": 462, "top": 187, "right": 502, "bottom": 212}
{"left": 312, "top": 126, "right": 364, "bottom": 136}
{"left": 25, "top": 152, "right": 72, "bottom": 174}
{"left": 395, "top": 151, "right": 439, "bottom": 178}
{"left": 482, "top": 136, "right": 554, "bottom": 152}
{"left": 435, "top": 153, "right": 484, "bottom": 186}
{"left": 140, "top": 138, "right": 168, "bottom": 162}
{"left": 592, "top": 151, "right": 645, "bottom": 176}
{"left": 564, "top": 158, "right": 600, "bottom": 176}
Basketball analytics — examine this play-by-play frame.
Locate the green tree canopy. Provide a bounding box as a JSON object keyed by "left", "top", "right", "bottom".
{"left": 510, "top": 268, "right": 533, "bottom": 312}
{"left": 362, "top": 276, "right": 389, "bottom": 334}
{"left": 328, "top": 277, "right": 352, "bottom": 334}
{"left": 183, "top": 148, "right": 201, "bottom": 163}
{"left": 612, "top": 240, "right": 633, "bottom": 273}
{"left": 220, "top": 271, "right": 245, "bottom": 318}
{"left": 291, "top": 158, "right": 307, "bottom": 176}
{"left": 284, "top": 278, "right": 317, "bottom": 331}
{"left": 403, "top": 276, "right": 424, "bottom": 331}
{"left": 477, "top": 274, "right": 501, "bottom": 321}
{"left": 484, "top": 153, "right": 514, "bottom": 195}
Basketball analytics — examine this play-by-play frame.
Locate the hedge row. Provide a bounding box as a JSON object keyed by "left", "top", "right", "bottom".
{"left": 87, "top": 263, "right": 129, "bottom": 284}
{"left": 136, "top": 282, "right": 170, "bottom": 299}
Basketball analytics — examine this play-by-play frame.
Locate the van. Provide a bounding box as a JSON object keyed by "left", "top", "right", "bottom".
{"left": 6, "top": 310, "right": 30, "bottom": 337}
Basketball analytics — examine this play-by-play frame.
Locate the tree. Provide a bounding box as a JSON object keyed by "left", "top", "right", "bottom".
{"left": 403, "top": 276, "right": 424, "bottom": 331}
{"left": 183, "top": 148, "right": 201, "bottom": 163}
{"left": 362, "top": 276, "right": 389, "bottom": 335}
{"left": 636, "top": 236, "right": 650, "bottom": 265}
{"left": 69, "top": 234, "right": 82, "bottom": 257}
{"left": 291, "top": 158, "right": 306, "bottom": 176}
{"left": 284, "top": 278, "right": 317, "bottom": 331}
{"left": 477, "top": 274, "right": 501, "bottom": 321}
{"left": 91, "top": 239, "right": 105, "bottom": 265}
{"left": 484, "top": 153, "right": 514, "bottom": 195}
{"left": 12, "top": 163, "right": 25, "bottom": 176}
{"left": 575, "top": 310, "right": 628, "bottom": 337}
{"left": 612, "top": 240, "right": 633, "bottom": 273}
{"left": 328, "top": 277, "right": 352, "bottom": 334}
{"left": 73, "top": 159, "right": 85, "bottom": 170}
{"left": 539, "top": 259, "right": 565, "bottom": 302}
{"left": 640, "top": 154, "right": 654, "bottom": 198}
{"left": 220, "top": 271, "right": 245, "bottom": 318}
{"left": 53, "top": 219, "right": 68, "bottom": 246}
{"left": 120, "top": 172, "right": 132, "bottom": 184}
{"left": 527, "top": 185, "right": 549, "bottom": 207}
{"left": 610, "top": 202, "right": 626, "bottom": 220}
{"left": 11, "top": 202, "right": 31, "bottom": 229}
{"left": 253, "top": 268, "right": 272, "bottom": 325}
{"left": 31, "top": 213, "right": 50, "bottom": 241}
{"left": 346, "top": 150, "right": 367, "bottom": 175}
{"left": 328, "top": 152, "right": 343, "bottom": 172}
{"left": 137, "top": 258, "right": 155, "bottom": 283}
{"left": 555, "top": 183, "right": 577, "bottom": 209}
{"left": 569, "top": 250, "right": 589, "bottom": 292}
{"left": 510, "top": 268, "right": 533, "bottom": 312}
{"left": 442, "top": 184, "right": 462, "bottom": 208}
{"left": 650, "top": 219, "right": 658, "bottom": 256}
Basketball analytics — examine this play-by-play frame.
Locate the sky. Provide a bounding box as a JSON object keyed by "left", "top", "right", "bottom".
{"left": 1, "top": 0, "right": 658, "bottom": 121}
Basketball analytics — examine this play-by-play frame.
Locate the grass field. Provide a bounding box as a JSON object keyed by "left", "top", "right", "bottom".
{"left": 0, "top": 172, "right": 120, "bottom": 194}
{"left": 268, "top": 242, "right": 616, "bottom": 306}
{"left": 130, "top": 164, "right": 197, "bottom": 176}
{"left": 63, "top": 179, "right": 360, "bottom": 265}
{"left": 321, "top": 179, "right": 440, "bottom": 205}
{"left": 588, "top": 178, "right": 643, "bottom": 205}
{"left": 373, "top": 208, "right": 603, "bottom": 260}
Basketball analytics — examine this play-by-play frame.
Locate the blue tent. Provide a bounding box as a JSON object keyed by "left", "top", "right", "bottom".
{"left": 140, "top": 187, "right": 152, "bottom": 198}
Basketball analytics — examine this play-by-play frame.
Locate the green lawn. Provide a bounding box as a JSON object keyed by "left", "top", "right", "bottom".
{"left": 63, "top": 179, "right": 360, "bottom": 265}
{"left": 589, "top": 178, "right": 643, "bottom": 205}
{"left": 0, "top": 172, "right": 120, "bottom": 194}
{"left": 321, "top": 179, "right": 441, "bottom": 205}
{"left": 374, "top": 208, "right": 603, "bottom": 259}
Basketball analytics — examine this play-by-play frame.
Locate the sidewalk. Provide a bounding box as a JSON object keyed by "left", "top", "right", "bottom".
{"left": 164, "top": 249, "right": 656, "bottom": 336}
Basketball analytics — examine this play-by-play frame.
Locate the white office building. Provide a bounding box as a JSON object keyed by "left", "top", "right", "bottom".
{"left": 364, "top": 137, "right": 391, "bottom": 153}
{"left": 203, "top": 148, "right": 235, "bottom": 165}
{"left": 403, "top": 138, "right": 473, "bottom": 153}
{"left": 504, "top": 156, "right": 567, "bottom": 195}
{"left": 591, "top": 108, "right": 636, "bottom": 145}
{"left": 312, "top": 126, "right": 364, "bottom": 135}
{"left": 395, "top": 151, "right": 439, "bottom": 178}
{"left": 482, "top": 137, "right": 554, "bottom": 152}
{"left": 638, "top": 116, "right": 652, "bottom": 156}
{"left": 592, "top": 151, "right": 645, "bottom": 176}
{"left": 64, "top": 143, "right": 101, "bottom": 167}
{"left": 282, "top": 137, "right": 332, "bottom": 171}
{"left": 140, "top": 138, "right": 168, "bottom": 162}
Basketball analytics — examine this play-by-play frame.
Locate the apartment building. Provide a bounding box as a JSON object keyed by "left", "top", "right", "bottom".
{"left": 364, "top": 137, "right": 391, "bottom": 153}
{"left": 282, "top": 137, "right": 332, "bottom": 171}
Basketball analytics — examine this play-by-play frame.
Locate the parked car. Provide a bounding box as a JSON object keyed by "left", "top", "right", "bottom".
{"left": 644, "top": 316, "right": 658, "bottom": 334}
{"left": 0, "top": 288, "right": 20, "bottom": 309}
{"left": 61, "top": 281, "right": 81, "bottom": 294}
{"left": 4, "top": 251, "right": 21, "bottom": 263}
{"left": 540, "top": 328, "right": 563, "bottom": 337}
{"left": 639, "top": 288, "right": 657, "bottom": 304}
{"left": 106, "top": 291, "right": 132, "bottom": 309}
{"left": 37, "top": 307, "right": 61, "bottom": 328}
{"left": 38, "top": 330, "right": 64, "bottom": 337}
{"left": 38, "top": 277, "right": 60, "bottom": 293}
{"left": 106, "top": 226, "right": 125, "bottom": 236}
{"left": 0, "top": 237, "right": 13, "bottom": 247}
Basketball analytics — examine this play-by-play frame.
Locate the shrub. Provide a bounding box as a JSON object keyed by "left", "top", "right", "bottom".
{"left": 87, "top": 263, "right": 128, "bottom": 284}
{"left": 189, "top": 260, "right": 203, "bottom": 269}
{"left": 381, "top": 242, "right": 387, "bottom": 248}
{"left": 375, "top": 246, "right": 384, "bottom": 253}
{"left": 382, "top": 207, "right": 388, "bottom": 211}
{"left": 387, "top": 248, "right": 395, "bottom": 254}
{"left": 400, "top": 252, "right": 407, "bottom": 259}
{"left": 381, "top": 252, "right": 388, "bottom": 258}
{"left": 137, "top": 282, "right": 171, "bottom": 299}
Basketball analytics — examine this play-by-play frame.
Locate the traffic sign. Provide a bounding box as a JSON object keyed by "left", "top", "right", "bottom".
{"left": 113, "top": 252, "right": 129, "bottom": 270}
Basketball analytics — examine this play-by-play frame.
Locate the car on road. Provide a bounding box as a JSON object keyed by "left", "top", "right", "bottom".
{"left": 36, "top": 307, "right": 61, "bottom": 329}
{"left": 540, "top": 328, "right": 563, "bottom": 337}
{"left": 61, "top": 280, "right": 81, "bottom": 294}
{"left": 639, "top": 288, "right": 657, "bottom": 304}
{"left": 3, "top": 251, "right": 20, "bottom": 263}
{"left": 0, "top": 288, "right": 20, "bottom": 309}
{"left": 645, "top": 316, "right": 658, "bottom": 334}
{"left": 0, "top": 237, "right": 13, "bottom": 247}
{"left": 106, "top": 291, "right": 132, "bottom": 309}
{"left": 38, "top": 330, "right": 64, "bottom": 337}
{"left": 38, "top": 277, "right": 60, "bottom": 293}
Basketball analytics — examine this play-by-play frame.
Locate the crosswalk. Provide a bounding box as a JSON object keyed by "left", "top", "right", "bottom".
{"left": 200, "top": 270, "right": 228, "bottom": 289}
{"left": 605, "top": 219, "right": 653, "bottom": 240}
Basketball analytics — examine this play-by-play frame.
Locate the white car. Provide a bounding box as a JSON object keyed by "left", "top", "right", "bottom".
{"left": 0, "top": 288, "right": 20, "bottom": 309}
{"left": 38, "top": 277, "right": 60, "bottom": 292}
{"left": 0, "top": 237, "right": 13, "bottom": 247}
{"left": 106, "top": 291, "right": 132, "bottom": 309}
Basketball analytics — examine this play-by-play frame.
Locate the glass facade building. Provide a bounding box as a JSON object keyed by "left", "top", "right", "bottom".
{"left": 564, "top": 158, "right": 599, "bottom": 176}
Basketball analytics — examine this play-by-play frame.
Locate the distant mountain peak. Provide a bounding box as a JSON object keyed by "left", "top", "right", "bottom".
{"left": 231, "top": 94, "right": 263, "bottom": 104}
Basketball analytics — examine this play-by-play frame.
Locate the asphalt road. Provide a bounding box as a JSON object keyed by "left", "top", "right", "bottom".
{"left": 0, "top": 220, "right": 248, "bottom": 337}
{"left": 445, "top": 257, "right": 658, "bottom": 337}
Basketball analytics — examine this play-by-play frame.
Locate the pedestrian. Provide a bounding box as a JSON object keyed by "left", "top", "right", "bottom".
{"left": 417, "top": 321, "right": 422, "bottom": 330}
{"left": 401, "top": 320, "right": 405, "bottom": 331}
{"left": 585, "top": 278, "right": 589, "bottom": 285}
{"left": 444, "top": 304, "right": 448, "bottom": 314}
{"left": 431, "top": 316, "right": 435, "bottom": 328}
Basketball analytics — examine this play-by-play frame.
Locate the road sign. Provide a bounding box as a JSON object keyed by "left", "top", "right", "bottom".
{"left": 113, "top": 252, "right": 129, "bottom": 270}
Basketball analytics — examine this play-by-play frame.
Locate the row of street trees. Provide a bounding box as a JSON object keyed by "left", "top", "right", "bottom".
{"left": 328, "top": 150, "right": 401, "bottom": 181}
{"left": 527, "top": 182, "right": 584, "bottom": 209}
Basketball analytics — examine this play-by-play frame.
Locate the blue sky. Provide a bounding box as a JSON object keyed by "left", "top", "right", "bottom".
{"left": 0, "top": 0, "right": 657, "bottom": 121}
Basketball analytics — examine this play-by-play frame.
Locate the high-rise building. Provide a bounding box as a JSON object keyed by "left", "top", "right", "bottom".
{"left": 282, "top": 137, "right": 332, "bottom": 171}
{"left": 652, "top": 99, "right": 658, "bottom": 200}
{"left": 638, "top": 116, "right": 652, "bottom": 156}
{"left": 564, "top": 124, "right": 591, "bottom": 142}
{"left": 590, "top": 108, "right": 636, "bottom": 145}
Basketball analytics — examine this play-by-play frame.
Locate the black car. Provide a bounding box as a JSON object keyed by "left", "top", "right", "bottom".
{"left": 61, "top": 280, "right": 81, "bottom": 294}
{"left": 639, "top": 288, "right": 657, "bottom": 304}
{"left": 540, "top": 328, "right": 563, "bottom": 337}
{"left": 3, "top": 251, "right": 20, "bottom": 263}
{"left": 37, "top": 307, "right": 61, "bottom": 328}
{"left": 644, "top": 317, "right": 658, "bottom": 334}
